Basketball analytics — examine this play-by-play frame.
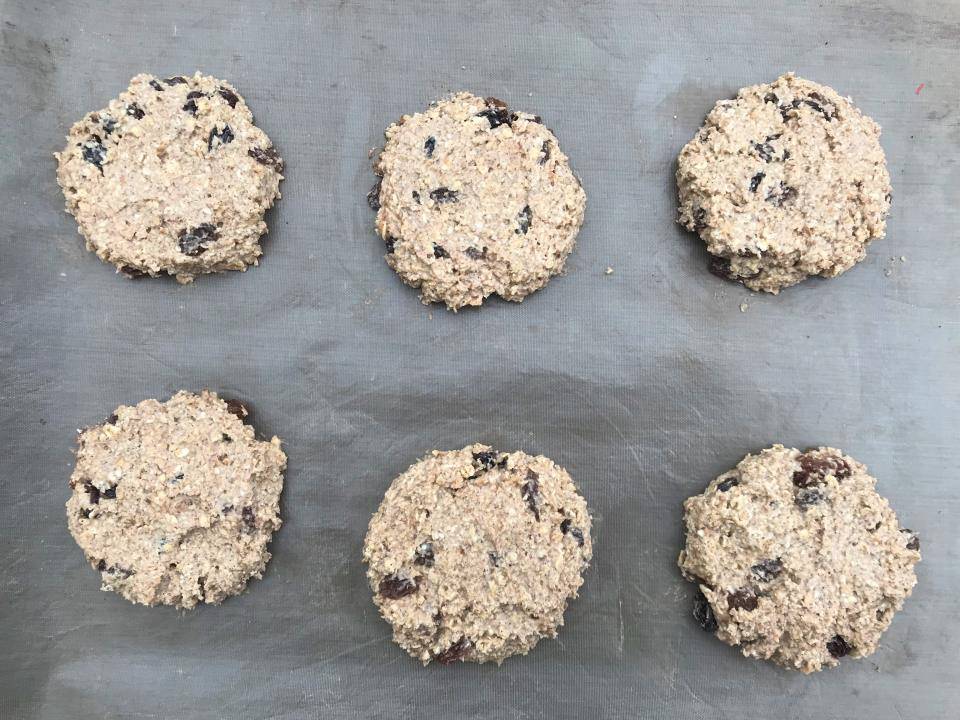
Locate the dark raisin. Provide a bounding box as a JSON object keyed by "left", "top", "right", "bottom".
{"left": 218, "top": 87, "right": 240, "bottom": 108}
{"left": 84, "top": 481, "right": 100, "bottom": 504}
{"left": 182, "top": 99, "right": 199, "bottom": 115}
{"left": 424, "top": 136, "right": 436, "bottom": 157}
{"left": 429, "top": 187, "right": 459, "bottom": 203}
{"left": 197, "top": 576, "right": 206, "bottom": 602}
{"left": 119, "top": 265, "right": 148, "bottom": 279}
{"left": 82, "top": 135, "right": 107, "bottom": 169}
{"left": 779, "top": 104, "right": 793, "bottom": 122}
{"left": 366, "top": 177, "right": 382, "bottom": 210}
{"left": 693, "top": 206, "right": 707, "bottom": 231}
{"left": 751, "top": 558, "right": 783, "bottom": 582}
{"left": 208, "top": 124, "right": 234, "bottom": 151}
{"left": 186, "top": 90, "right": 204, "bottom": 99}
{"left": 560, "top": 519, "right": 586, "bottom": 547}
{"left": 384, "top": 235, "right": 397, "bottom": 253}
{"left": 414, "top": 541, "right": 435, "bottom": 567}
{"left": 465, "top": 246, "right": 486, "bottom": 260}
{"left": 433, "top": 243, "right": 450, "bottom": 259}
{"left": 126, "top": 103, "right": 145, "bottom": 120}
{"left": 749, "top": 172, "right": 765, "bottom": 192}
{"left": 378, "top": 573, "right": 418, "bottom": 599}
{"left": 708, "top": 255, "right": 731, "bottom": 280}
{"left": 795, "top": 487, "right": 825, "bottom": 508}
{"left": 782, "top": 149, "right": 791, "bottom": 161}
{"left": 223, "top": 398, "right": 249, "bottom": 420}
{"left": 105, "top": 413, "right": 118, "bottom": 425}
{"left": 435, "top": 637, "right": 471, "bottom": 664}
{"left": 472, "top": 450, "right": 499, "bottom": 471}
{"left": 693, "top": 590, "right": 718, "bottom": 632}
{"left": 96, "top": 559, "right": 107, "bottom": 571}
{"left": 488, "top": 552, "right": 501, "bottom": 567}
{"left": 752, "top": 141, "right": 774, "bottom": 162}
{"left": 539, "top": 140, "right": 551, "bottom": 165}
{"left": 901, "top": 529, "right": 920, "bottom": 551}
{"left": 826, "top": 635, "right": 852, "bottom": 658}
{"left": 108, "top": 565, "right": 134, "bottom": 579}
{"left": 100, "top": 116, "right": 117, "bottom": 134}
{"left": 222, "top": 433, "right": 232, "bottom": 443}
{"left": 177, "top": 223, "right": 218, "bottom": 256}
{"left": 241, "top": 506, "right": 256, "bottom": 531}
{"left": 477, "top": 98, "right": 511, "bottom": 129}
{"left": 149, "top": 79, "right": 164, "bottom": 92}
{"left": 793, "top": 452, "right": 850, "bottom": 488}
{"left": 412, "top": 190, "right": 420, "bottom": 204}
{"left": 766, "top": 182, "right": 798, "bottom": 206}
{"left": 248, "top": 146, "right": 284, "bottom": 173}
{"left": 728, "top": 588, "right": 759, "bottom": 611}
{"left": 521, "top": 470, "right": 541, "bottom": 521}
{"left": 560, "top": 518, "right": 571, "bottom": 534}
{"left": 79, "top": 507, "right": 91, "bottom": 519}
{"left": 164, "top": 76, "right": 188, "bottom": 86}
{"left": 101, "top": 485, "right": 117, "bottom": 500}
{"left": 516, "top": 205, "right": 532, "bottom": 234}
{"left": 763, "top": 92, "right": 779, "bottom": 104}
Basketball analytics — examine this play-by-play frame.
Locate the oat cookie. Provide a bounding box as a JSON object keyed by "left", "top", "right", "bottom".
{"left": 370, "top": 93, "right": 586, "bottom": 310}
{"left": 678, "top": 445, "right": 920, "bottom": 672}
{"left": 66, "top": 391, "right": 286, "bottom": 609}
{"left": 56, "top": 73, "right": 284, "bottom": 283}
{"left": 363, "top": 444, "right": 592, "bottom": 664}
{"left": 677, "top": 73, "right": 891, "bottom": 292}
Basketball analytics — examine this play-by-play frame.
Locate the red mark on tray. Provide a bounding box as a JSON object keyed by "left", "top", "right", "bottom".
{"left": 915, "top": 83, "right": 925, "bottom": 95}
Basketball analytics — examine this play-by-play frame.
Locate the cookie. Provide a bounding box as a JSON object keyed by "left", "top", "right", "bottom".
{"left": 678, "top": 445, "right": 920, "bottom": 673}
{"left": 370, "top": 93, "right": 586, "bottom": 310}
{"left": 55, "top": 73, "right": 284, "bottom": 283}
{"left": 362, "top": 444, "right": 592, "bottom": 664}
{"left": 677, "top": 73, "right": 891, "bottom": 293}
{"left": 66, "top": 391, "right": 286, "bottom": 609}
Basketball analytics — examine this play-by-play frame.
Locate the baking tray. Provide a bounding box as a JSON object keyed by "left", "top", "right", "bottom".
{"left": 1, "top": 1, "right": 958, "bottom": 718}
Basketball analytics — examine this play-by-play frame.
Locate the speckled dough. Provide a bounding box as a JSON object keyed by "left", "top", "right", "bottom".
{"left": 371, "top": 93, "right": 586, "bottom": 310}
{"left": 362, "top": 444, "right": 592, "bottom": 664}
{"left": 678, "top": 445, "right": 920, "bottom": 673}
{"left": 56, "top": 73, "right": 284, "bottom": 283}
{"left": 66, "top": 391, "right": 286, "bottom": 609}
{"left": 677, "top": 73, "right": 891, "bottom": 293}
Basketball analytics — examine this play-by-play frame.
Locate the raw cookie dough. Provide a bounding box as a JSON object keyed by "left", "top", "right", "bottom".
{"left": 370, "top": 93, "right": 586, "bottom": 310}
{"left": 363, "top": 444, "right": 592, "bottom": 664}
{"left": 678, "top": 445, "right": 920, "bottom": 673}
{"left": 56, "top": 73, "right": 284, "bottom": 283}
{"left": 66, "top": 391, "right": 286, "bottom": 609}
{"left": 677, "top": 73, "right": 891, "bottom": 293}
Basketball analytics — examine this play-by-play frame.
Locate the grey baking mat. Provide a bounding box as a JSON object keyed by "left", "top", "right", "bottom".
{"left": 1, "top": 1, "right": 958, "bottom": 718}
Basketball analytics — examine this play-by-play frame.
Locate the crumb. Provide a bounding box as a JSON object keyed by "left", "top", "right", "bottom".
{"left": 884, "top": 269, "right": 892, "bottom": 277}
{"left": 604, "top": 267, "right": 614, "bottom": 275}
{"left": 900, "top": 256, "right": 907, "bottom": 262}
{"left": 739, "top": 301, "right": 749, "bottom": 313}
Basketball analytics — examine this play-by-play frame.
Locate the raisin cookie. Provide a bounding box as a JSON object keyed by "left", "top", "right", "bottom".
{"left": 363, "top": 444, "right": 592, "bottom": 664}
{"left": 55, "top": 73, "right": 284, "bottom": 282}
{"left": 66, "top": 391, "right": 286, "bottom": 609}
{"left": 678, "top": 445, "right": 920, "bottom": 673}
{"left": 370, "top": 93, "right": 586, "bottom": 310}
{"left": 677, "top": 73, "right": 891, "bottom": 292}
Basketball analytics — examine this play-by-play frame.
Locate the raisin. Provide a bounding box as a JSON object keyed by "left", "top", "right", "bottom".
{"left": 241, "top": 506, "right": 256, "bottom": 531}
{"left": 412, "top": 190, "right": 420, "bottom": 204}
{"left": 795, "top": 487, "right": 825, "bottom": 508}
{"left": 901, "top": 529, "right": 920, "bottom": 551}
{"left": 708, "top": 255, "right": 731, "bottom": 280}
{"left": 384, "top": 235, "right": 397, "bottom": 254}
{"left": 435, "top": 637, "right": 472, "bottom": 664}
{"left": 521, "top": 470, "right": 541, "bottom": 521}
{"left": 82, "top": 135, "right": 107, "bottom": 169}
{"left": 378, "top": 573, "right": 418, "bottom": 599}
{"left": 100, "top": 116, "right": 117, "bottom": 134}
{"left": 424, "top": 136, "right": 436, "bottom": 157}
{"left": 177, "top": 223, "right": 218, "bottom": 256}
{"left": 433, "top": 243, "right": 450, "bottom": 259}
{"left": 197, "top": 576, "right": 206, "bottom": 602}
{"left": 429, "top": 187, "right": 459, "bottom": 203}
{"left": 472, "top": 450, "right": 499, "bottom": 471}
{"left": 366, "top": 177, "right": 382, "bottom": 210}
{"left": 751, "top": 558, "right": 783, "bottom": 582}
{"left": 164, "top": 76, "right": 188, "bottom": 85}
{"left": 766, "top": 182, "right": 798, "bottom": 206}
{"left": 826, "top": 635, "right": 852, "bottom": 658}
{"left": 208, "top": 124, "right": 234, "bottom": 151}
{"left": 79, "top": 507, "right": 91, "bottom": 519}
{"left": 182, "top": 99, "right": 199, "bottom": 115}
{"left": 793, "top": 452, "right": 850, "bottom": 487}
{"left": 119, "top": 265, "right": 148, "bottom": 279}
{"left": 749, "top": 172, "right": 765, "bottom": 192}
{"left": 223, "top": 398, "right": 249, "bottom": 420}
{"left": 149, "top": 79, "right": 164, "bottom": 92}
{"left": 752, "top": 140, "right": 775, "bottom": 162}
{"left": 222, "top": 433, "right": 232, "bottom": 442}
{"left": 517, "top": 205, "right": 532, "bottom": 234}
{"left": 539, "top": 140, "right": 551, "bottom": 165}
{"left": 763, "top": 92, "right": 779, "bottom": 104}
{"left": 728, "top": 588, "right": 759, "bottom": 611}
{"left": 693, "top": 590, "right": 718, "bottom": 632}
{"left": 560, "top": 519, "right": 585, "bottom": 547}
{"left": 96, "top": 559, "right": 107, "bottom": 571}
{"left": 107, "top": 565, "right": 134, "bottom": 579}
{"left": 126, "top": 103, "right": 145, "bottom": 120}
{"left": 414, "top": 541, "right": 435, "bottom": 567}
{"left": 465, "top": 246, "right": 486, "bottom": 260}
{"left": 101, "top": 485, "right": 117, "bottom": 500}
{"left": 84, "top": 481, "right": 100, "bottom": 505}
{"left": 105, "top": 413, "right": 118, "bottom": 425}
{"left": 693, "top": 206, "right": 707, "bottom": 231}
{"left": 488, "top": 552, "right": 501, "bottom": 567}
{"left": 218, "top": 87, "right": 240, "bottom": 108}
{"left": 249, "top": 146, "right": 284, "bottom": 173}
{"left": 477, "top": 98, "right": 511, "bottom": 128}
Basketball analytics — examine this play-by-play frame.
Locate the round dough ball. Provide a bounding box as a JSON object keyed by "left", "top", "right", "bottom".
{"left": 371, "top": 93, "right": 586, "bottom": 310}
{"left": 676, "top": 73, "right": 891, "bottom": 293}
{"left": 56, "top": 73, "right": 284, "bottom": 283}
{"left": 678, "top": 445, "right": 920, "bottom": 673}
{"left": 363, "top": 444, "right": 592, "bottom": 664}
{"left": 66, "top": 391, "right": 286, "bottom": 609}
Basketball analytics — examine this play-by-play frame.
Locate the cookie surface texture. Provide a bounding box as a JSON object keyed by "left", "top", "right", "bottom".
{"left": 678, "top": 445, "right": 920, "bottom": 672}
{"left": 677, "top": 73, "right": 891, "bottom": 292}
{"left": 371, "top": 92, "right": 586, "bottom": 310}
{"left": 66, "top": 390, "right": 286, "bottom": 609}
{"left": 363, "top": 444, "right": 592, "bottom": 664}
{"left": 56, "top": 73, "right": 284, "bottom": 282}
